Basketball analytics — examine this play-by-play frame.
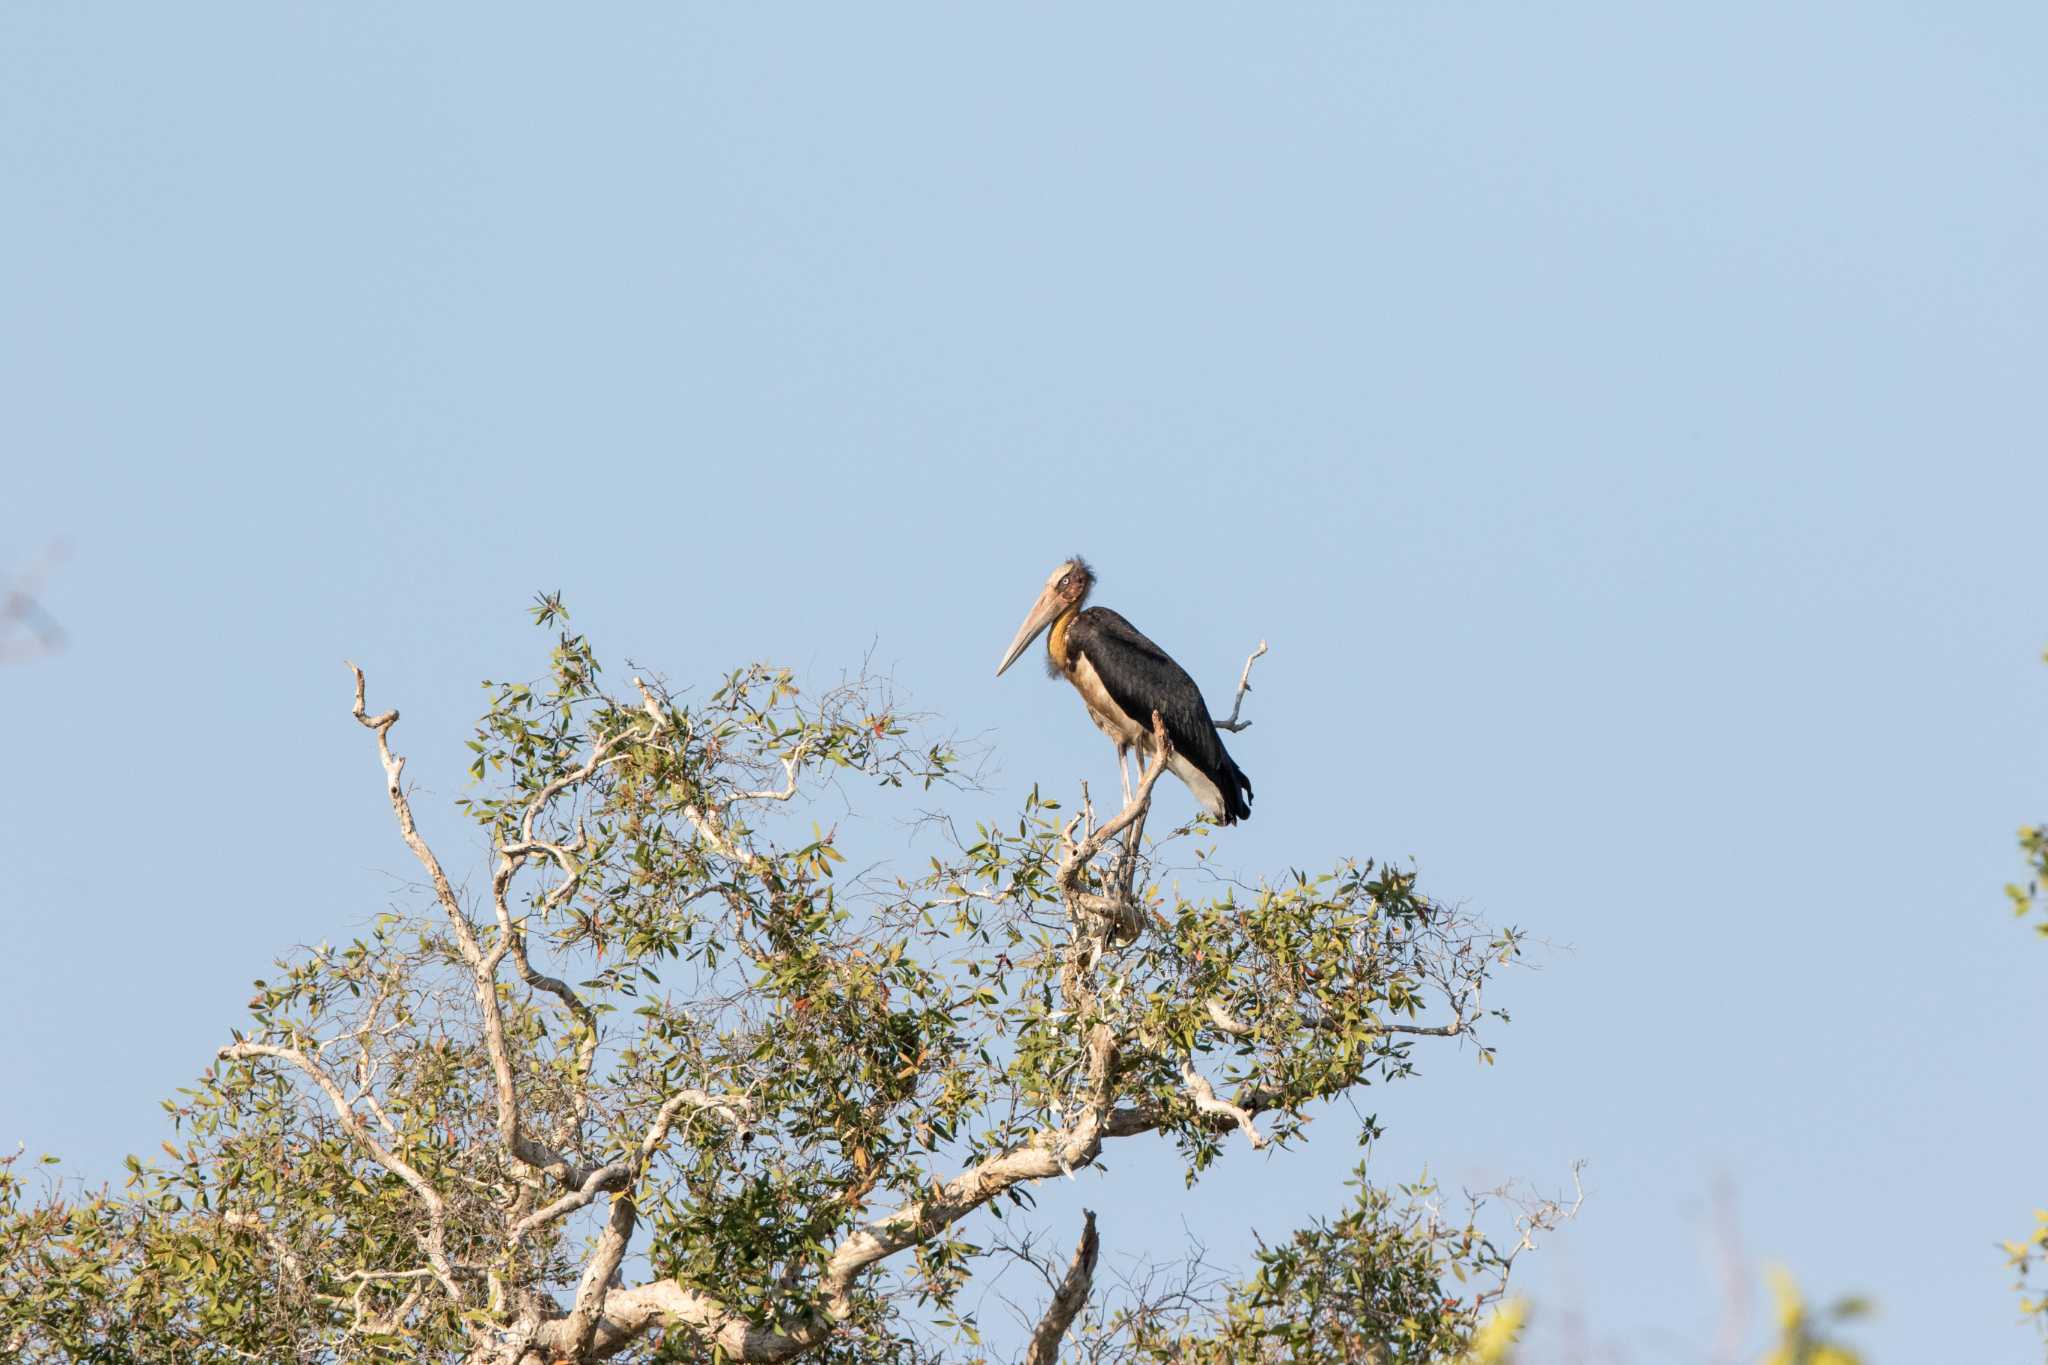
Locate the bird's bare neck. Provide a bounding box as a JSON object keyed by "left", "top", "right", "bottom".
{"left": 1047, "top": 607, "right": 1078, "bottom": 673}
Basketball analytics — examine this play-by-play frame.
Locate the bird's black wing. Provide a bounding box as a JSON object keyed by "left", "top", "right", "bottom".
{"left": 1067, "top": 608, "right": 1252, "bottom": 816}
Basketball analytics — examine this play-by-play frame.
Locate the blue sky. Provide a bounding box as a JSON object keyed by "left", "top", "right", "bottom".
{"left": 3, "top": 5, "right": 2044, "bottom": 1359}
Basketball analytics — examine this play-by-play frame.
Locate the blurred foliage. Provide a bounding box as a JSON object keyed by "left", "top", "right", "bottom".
{"left": 2008, "top": 821, "right": 2046, "bottom": 940}
{"left": 1460, "top": 1301, "right": 1525, "bottom": 1365}
{"left": 2009, "top": 1208, "right": 2048, "bottom": 1339}
{"left": 1758, "top": 1266, "right": 1870, "bottom": 1365}
{"left": 2006, "top": 646, "right": 2048, "bottom": 1343}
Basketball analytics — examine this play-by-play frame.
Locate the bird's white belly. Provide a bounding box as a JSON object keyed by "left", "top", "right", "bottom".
{"left": 1064, "top": 652, "right": 1227, "bottom": 820}
{"left": 1166, "top": 751, "right": 1227, "bottom": 820}
{"left": 1066, "top": 655, "right": 1149, "bottom": 750}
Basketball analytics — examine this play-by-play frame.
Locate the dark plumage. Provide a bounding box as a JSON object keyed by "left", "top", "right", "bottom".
{"left": 1064, "top": 607, "right": 1253, "bottom": 823}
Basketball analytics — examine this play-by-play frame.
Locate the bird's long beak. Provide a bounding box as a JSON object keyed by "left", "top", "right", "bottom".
{"left": 996, "top": 586, "right": 1062, "bottom": 677}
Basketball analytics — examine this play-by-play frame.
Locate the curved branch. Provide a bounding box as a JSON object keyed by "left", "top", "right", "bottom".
{"left": 560, "top": 1194, "right": 638, "bottom": 1359}
{"left": 1179, "top": 1059, "right": 1268, "bottom": 1150}
{"left": 731, "top": 745, "right": 809, "bottom": 804}
{"left": 508, "top": 1090, "right": 752, "bottom": 1243}
{"left": 523, "top": 1111, "right": 1114, "bottom": 1363}
{"left": 820, "top": 1111, "right": 1109, "bottom": 1316}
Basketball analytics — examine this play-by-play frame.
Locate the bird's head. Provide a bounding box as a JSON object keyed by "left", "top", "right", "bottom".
{"left": 995, "top": 556, "right": 1093, "bottom": 677}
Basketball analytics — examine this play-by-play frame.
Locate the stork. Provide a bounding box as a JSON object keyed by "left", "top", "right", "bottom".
{"left": 995, "top": 557, "right": 1253, "bottom": 825}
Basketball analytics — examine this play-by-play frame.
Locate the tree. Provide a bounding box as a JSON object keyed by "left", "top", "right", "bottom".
{"left": 0, "top": 598, "right": 1543, "bottom": 1364}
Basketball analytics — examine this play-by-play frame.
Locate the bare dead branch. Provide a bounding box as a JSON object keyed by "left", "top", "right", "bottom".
{"left": 1212, "top": 640, "right": 1267, "bottom": 733}
{"left": 1024, "top": 1210, "right": 1099, "bottom": 1365}
{"left": 348, "top": 665, "right": 483, "bottom": 967}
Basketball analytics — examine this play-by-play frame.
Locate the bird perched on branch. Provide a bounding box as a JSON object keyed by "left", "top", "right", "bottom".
{"left": 995, "top": 556, "right": 1253, "bottom": 824}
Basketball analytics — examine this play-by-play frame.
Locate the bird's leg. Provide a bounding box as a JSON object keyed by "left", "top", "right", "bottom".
{"left": 1118, "top": 778, "right": 1150, "bottom": 905}
{"left": 1117, "top": 745, "right": 1133, "bottom": 807}
{"left": 1121, "top": 746, "right": 1150, "bottom": 854}
{"left": 1114, "top": 724, "right": 1169, "bottom": 911}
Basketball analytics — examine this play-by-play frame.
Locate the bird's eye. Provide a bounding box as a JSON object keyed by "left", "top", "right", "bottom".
{"left": 1058, "top": 574, "right": 1072, "bottom": 590}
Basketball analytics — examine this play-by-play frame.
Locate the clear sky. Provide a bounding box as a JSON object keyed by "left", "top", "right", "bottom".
{"left": 3, "top": 5, "right": 2044, "bottom": 1360}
